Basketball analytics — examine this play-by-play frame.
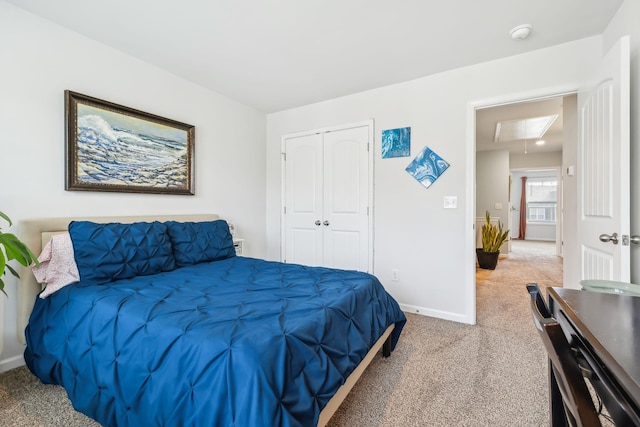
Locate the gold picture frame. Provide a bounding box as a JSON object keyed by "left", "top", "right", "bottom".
{"left": 65, "top": 90, "right": 195, "bottom": 195}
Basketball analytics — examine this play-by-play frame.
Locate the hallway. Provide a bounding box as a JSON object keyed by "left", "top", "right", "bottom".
{"left": 508, "top": 240, "right": 557, "bottom": 258}
{"left": 476, "top": 239, "right": 563, "bottom": 301}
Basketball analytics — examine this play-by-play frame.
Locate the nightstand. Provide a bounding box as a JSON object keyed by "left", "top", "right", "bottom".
{"left": 233, "top": 239, "right": 244, "bottom": 256}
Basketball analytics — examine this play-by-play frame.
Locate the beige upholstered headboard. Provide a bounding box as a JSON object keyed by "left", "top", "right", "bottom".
{"left": 17, "top": 214, "right": 219, "bottom": 345}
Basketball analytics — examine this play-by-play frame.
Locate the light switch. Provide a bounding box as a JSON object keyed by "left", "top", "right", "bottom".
{"left": 444, "top": 196, "right": 457, "bottom": 209}
{"left": 495, "top": 203, "right": 502, "bottom": 210}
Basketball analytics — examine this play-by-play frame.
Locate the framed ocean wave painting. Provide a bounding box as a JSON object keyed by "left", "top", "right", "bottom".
{"left": 65, "top": 90, "right": 195, "bottom": 195}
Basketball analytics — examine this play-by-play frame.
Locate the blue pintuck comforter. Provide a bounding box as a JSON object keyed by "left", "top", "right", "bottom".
{"left": 25, "top": 257, "right": 406, "bottom": 427}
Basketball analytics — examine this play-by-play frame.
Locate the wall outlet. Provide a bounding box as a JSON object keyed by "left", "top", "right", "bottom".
{"left": 443, "top": 196, "right": 457, "bottom": 209}
{"left": 392, "top": 269, "right": 399, "bottom": 282}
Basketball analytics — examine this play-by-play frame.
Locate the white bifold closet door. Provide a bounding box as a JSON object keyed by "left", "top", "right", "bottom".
{"left": 283, "top": 122, "right": 372, "bottom": 272}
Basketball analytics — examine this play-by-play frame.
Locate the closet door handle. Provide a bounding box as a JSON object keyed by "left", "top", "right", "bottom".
{"left": 315, "top": 220, "right": 321, "bottom": 226}
{"left": 323, "top": 220, "right": 330, "bottom": 226}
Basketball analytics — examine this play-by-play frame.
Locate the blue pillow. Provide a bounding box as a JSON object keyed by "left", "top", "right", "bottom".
{"left": 69, "top": 221, "right": 176, "bottom": 286}
{"left": 165, "top": 220, "right": 236, "bottom": 266}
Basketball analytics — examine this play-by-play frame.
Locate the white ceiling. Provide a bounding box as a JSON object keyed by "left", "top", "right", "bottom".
{"left": 476, "top": 96, "right": 568, "bottom": 154}
{"left": 6, "top": 0, "right": 622, "bottom": 113}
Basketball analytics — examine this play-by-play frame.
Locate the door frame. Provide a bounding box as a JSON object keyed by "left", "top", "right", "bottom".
{"left": 467, "top": 89, "right": 577, "bottom": 324}
{"left": 510, "top": 166, "right": 563, "bottom": 255}
{"left": 280, "top": 119, "right": 375, "bottom": 270}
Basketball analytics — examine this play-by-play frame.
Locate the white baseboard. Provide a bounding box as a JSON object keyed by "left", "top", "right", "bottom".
{"left": 0, "top": 354, "right": 25, "bottom": 373}
{"left": 400, "top": 303, "right": 474, "bottom": 324}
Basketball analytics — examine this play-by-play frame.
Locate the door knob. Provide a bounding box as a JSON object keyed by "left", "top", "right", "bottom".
{"left": 315, "top": 220, "right": 321, "bottom": 226}
{"left": 323, "top": 220, "right": 330, "bottom": 226}
{"left": 599, "top": 233, "right": 619, "bottom": 245}
{"left": 631, "top": 235, "right": 640, "bottom": 245}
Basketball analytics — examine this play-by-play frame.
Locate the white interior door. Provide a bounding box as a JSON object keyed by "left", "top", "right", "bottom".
{"left": 284, "top": 133, "right": 323, "bottom": 266}
{"left": 282, "top": 122, "right": 372, "bottom": 272}
{"left": 323, "top": 126, "right": 370, "bottom": 271}
{"left": 577, "top": 36, "right": 630, "bottom": 282}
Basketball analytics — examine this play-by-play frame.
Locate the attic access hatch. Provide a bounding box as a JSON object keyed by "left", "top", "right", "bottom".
{"left": 493, "top": 115, "right": 558, "bottom": 143}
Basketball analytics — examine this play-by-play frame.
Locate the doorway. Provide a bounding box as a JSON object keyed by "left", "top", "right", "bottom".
{"left": 475, "top": 94, "right": 576, "bottom": 270}
{"left": 511, "top": 168, "right": 561, "bottom": 256}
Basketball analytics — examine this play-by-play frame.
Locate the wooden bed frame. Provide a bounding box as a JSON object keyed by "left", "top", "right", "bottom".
{"left": 17, "top": 214, "right": 394, "bottom": 427}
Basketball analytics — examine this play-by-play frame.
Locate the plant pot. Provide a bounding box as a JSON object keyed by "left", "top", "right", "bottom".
{"left": 476, "top": 248, "right": 500, "bottom": 270}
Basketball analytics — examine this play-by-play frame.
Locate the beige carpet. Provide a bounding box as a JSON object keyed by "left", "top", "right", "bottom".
{"left": 327, "top": 240, "right": 561, "bottom": 426}
{"left": 0, "top": 241, "right": 561, "bottom": 426}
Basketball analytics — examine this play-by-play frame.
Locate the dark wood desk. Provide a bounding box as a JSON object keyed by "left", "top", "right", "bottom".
{"left": 548, "top": 287, "right": 640, "bottom": 426}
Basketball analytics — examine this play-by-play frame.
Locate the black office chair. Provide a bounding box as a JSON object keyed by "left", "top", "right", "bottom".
{"left": 526, "top": 283, "right": 602, "bottom": 427}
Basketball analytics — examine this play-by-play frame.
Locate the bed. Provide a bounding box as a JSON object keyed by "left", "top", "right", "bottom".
{"left": 18, "top": 214, "right": 406, "bottom": 427}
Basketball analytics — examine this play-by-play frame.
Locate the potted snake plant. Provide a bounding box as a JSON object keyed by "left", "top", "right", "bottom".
{"left": 476, "top": 211, "right": 510, "bottom": 270}
{"left": 0, "top": 211, "right": 38, "bottom": 296}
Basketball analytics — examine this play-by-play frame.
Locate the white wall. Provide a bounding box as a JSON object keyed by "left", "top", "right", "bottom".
{"left": 602, "top": 0, "right": 640, "bottom": 284}
{"left": 266, "top": 38, "right": 601, "bottom": 324}
{"left": 476, "top": 150, "right": 510, "bottom": 246}
{"left": 0, "top": 2, "right": 267, "bottom": 370}
{"left": 510, "top": 151, "right": 563, "bottom": 169}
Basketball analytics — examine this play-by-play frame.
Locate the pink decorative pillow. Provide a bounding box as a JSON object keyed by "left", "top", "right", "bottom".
{"left": 32, "top": 233, "right": 80, "bottom": 298}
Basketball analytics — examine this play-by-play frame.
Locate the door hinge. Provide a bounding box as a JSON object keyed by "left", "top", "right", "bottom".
{"left": 282, "top": 152, "right": 286, "bottom": 161}
{"left": 283, "top": 206, "right": 287, "bottom": 214}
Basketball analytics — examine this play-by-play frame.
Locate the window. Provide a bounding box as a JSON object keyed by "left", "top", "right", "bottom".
{"left": 526, "top": 178, "right": 557, "bottom": 223}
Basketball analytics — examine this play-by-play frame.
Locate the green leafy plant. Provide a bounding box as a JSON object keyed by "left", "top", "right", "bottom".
{"left": 481, "top": 211, "right": 510, "bottom": 253}
{"left": 0, "top": 211, "right": 38, "bottom": 296}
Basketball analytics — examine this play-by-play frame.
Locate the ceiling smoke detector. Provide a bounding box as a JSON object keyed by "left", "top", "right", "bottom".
{"left": 510, "top": 24, "right": 532, "bottom": 40}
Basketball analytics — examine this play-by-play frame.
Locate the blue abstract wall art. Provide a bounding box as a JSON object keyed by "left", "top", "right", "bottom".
{"left": 406, "top": 146, "right": 450, "bottom": 189}
{"left": 381, "top": 127, "right": 411, "bottom": 158}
